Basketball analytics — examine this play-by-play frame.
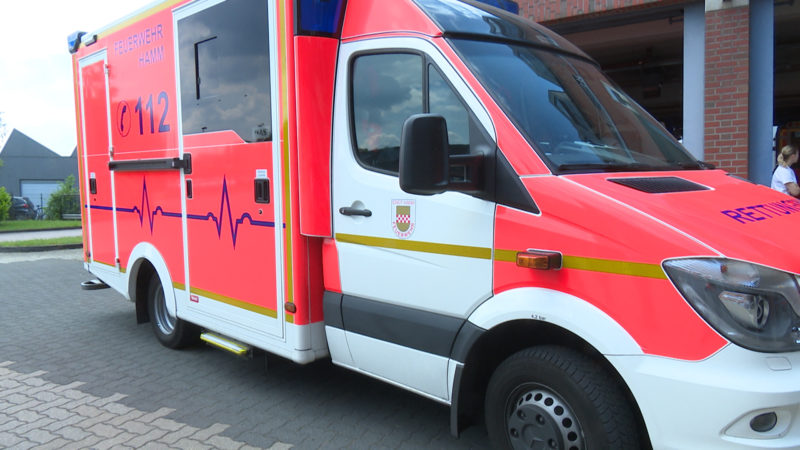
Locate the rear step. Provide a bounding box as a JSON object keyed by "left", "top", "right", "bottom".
{"left": 200, "top": 332, "right": 251, "bottom": 357}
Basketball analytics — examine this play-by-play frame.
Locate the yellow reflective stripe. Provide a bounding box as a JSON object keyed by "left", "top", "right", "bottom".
{"left": 278, "top": 0, "right": 294, "bottom": 321}
{"left": 189, "top": 286, "right": 279, "bottom": 319}
{"left": 494, "top": 249, "right": 665, "bottom": 279}
{"left": 335, "top": 234, "right": 665, "bottom": 279}
{"left": 562, "top": 255, "right": 666, "bottom": 279}
{"left": 494, "top": 249, "right": 517, "bottom": 263}
{"left": 93, "top": 260, "right": 117, "bottom": 269}
{"left": 335, "top": 233, "right": 492, "bottom": 260}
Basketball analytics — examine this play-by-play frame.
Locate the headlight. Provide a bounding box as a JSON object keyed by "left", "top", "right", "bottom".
{"left": 663, "top": 258, "right": 800, "bottom": 353}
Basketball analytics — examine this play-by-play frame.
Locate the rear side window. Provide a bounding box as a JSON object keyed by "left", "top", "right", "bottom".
{"left": 177, "top": 0, "right": 271, "bottom": 142}
{"left": 350, "top": 52, "right": 478, "bottom": 174}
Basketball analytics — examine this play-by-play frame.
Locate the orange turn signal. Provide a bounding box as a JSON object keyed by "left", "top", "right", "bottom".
{"left": 516, "top": 251, "right": 562, "bottom": 270}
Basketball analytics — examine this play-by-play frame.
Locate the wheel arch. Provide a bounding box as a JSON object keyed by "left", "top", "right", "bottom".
{"left": 451, "top": 287, "right": 651, "bottom": 448}
{"left": 125, "top": 243, "right": 176, "bottom": 325}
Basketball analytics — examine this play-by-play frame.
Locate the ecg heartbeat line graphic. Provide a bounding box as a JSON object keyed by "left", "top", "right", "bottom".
{"left": 90, "top": 176, "right": 277, "bottom": 248}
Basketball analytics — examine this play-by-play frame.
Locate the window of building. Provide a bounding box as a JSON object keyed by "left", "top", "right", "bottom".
{"left": 178, "top": 0, "right": 271, "bottom": 142}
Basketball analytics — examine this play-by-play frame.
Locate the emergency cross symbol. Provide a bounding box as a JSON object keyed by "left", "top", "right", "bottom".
{"left": 391, "top": 199, "right": 415, "bottom": 239}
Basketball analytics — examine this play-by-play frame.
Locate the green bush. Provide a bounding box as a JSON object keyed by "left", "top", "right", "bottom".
{"left": 45, "top": 175, "right": 80, "bottom": 220}
{"left": 0, "top": 187, "right": 10, "bottom": 222}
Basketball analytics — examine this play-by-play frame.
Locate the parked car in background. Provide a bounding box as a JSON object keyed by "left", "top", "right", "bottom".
{"left": 10, "top": 196, "right": 37, "bottom": 220}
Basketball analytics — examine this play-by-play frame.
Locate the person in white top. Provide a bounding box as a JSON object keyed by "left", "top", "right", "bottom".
{"left": 771, "top": 144, "right": 800, "bottom": 197}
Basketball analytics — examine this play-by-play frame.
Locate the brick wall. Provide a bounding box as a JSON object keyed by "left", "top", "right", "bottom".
{"left": 704, "top": 5, "right": 750, "bottom": 176}
{"left": 517, "top": 0, "right": 670, "bottom": 23}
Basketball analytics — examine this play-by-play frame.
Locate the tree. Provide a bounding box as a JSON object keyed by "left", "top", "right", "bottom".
{"left": 45, "top": 175, "right": 80, "bottom": 220}
{"left": 0, "top": 187, "right": 10, "bottom": 222}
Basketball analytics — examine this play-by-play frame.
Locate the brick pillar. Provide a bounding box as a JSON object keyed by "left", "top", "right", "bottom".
{"left": 704, "top": 4, "right": 750, "bottom": 177}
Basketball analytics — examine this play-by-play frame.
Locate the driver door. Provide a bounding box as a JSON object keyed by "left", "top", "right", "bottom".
{"left": 331, "top": 38, "right": 496, "bottom": 401}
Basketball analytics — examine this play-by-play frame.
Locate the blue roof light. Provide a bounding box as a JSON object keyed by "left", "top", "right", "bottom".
{"left": 296, "top": 0, "right": 347, "bottom": 37}
{"left": 472, "top": 0, "right": 519, "bottom": 14}
{"left": 68, "top": 31, "right": 86, "bottom": 54}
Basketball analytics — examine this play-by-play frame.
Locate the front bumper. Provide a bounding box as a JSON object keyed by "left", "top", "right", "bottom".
{"left": 609, "top": 344, "right": 800, "bottom": 449}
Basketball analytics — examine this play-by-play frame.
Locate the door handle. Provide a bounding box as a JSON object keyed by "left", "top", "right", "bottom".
{"left": 339, "top": 206, "right": 372, "bottom": 217}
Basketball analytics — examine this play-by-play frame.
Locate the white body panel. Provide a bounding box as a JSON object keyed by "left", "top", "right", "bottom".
{"left": 611, "top": 345, "right": 800, "bottom": 449}
{"left": 330, "top": 37, "right": 496, "bottom": 395}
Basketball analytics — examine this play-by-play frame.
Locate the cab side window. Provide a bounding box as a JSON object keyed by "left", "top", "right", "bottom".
{"left": 352, "top": 53, "right": 423, "bottom": 173}
{"left": 351, "top": 52, "right": 477, "bottom": 174}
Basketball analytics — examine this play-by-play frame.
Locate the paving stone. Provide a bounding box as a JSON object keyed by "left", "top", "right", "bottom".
{"left": 21, "top": 428, "right": 58, "bottom": 445}
{"left": 0, "top": 419, "right": 23, "bottom": 433}
{"left": 0, "top": 259, "right": 489, "bottom": 449}
{"left": 31, "top": 437, "right": 72, "bottom": 450}
{"left": 120, "top": 420, "right": 155, "bottom": 435}
{"left": 125, "top": 428, "right": 169, "bottom": 448}
{"left": 86, "top": 422, "right": 123, "bottom": 439}
{"left": 159, "top": 424, "right": 199, "bottom": 445}
{"left": 193, "top": 422, "right": 230, "bottom": 441}
{"left": 90, "top": 432, "right": 135, "bottom": 450}
{"left": 0, "top": 431, "right": 24, "bottom": 448}
{"left": 55, "top": 425, "right": 91, "bottom": 442}
{"left": 152, "top": 417, "right": 184, "bottom": 432}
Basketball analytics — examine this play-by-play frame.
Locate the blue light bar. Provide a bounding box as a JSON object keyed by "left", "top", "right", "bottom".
{"left": 68, "top": 31, "right": 86, "bottom": 54}
{"left": 296, "top": 0, "right": 347, "bottom": 37}
{"left": 473, "top": 0, "right": 519, "bottom": 14}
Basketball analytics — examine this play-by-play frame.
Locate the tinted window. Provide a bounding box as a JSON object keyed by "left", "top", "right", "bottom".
{"left": 178, "top": 0, "right": 271, "bottom": 142}
{"left": 351, "top": 53, "right": 480, "bottom": 174}
{"left": 451, "top": 39, "right": 700, "bottom": 173}
{"left": 428, "top": 65, "right": 469, "bottom": 154}
{"left": 352, "top": 53, "right": 423, "bottom": 172}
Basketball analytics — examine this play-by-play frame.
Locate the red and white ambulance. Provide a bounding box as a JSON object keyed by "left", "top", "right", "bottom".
{"left": 70, "top": 0, "right": 800, "bottom": 447}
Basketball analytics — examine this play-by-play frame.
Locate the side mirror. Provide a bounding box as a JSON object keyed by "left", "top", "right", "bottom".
{"left": 399, "top": 114, "right": 449, "bottom": 195}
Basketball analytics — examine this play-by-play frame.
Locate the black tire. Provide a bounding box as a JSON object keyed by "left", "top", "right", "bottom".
{"left": 147, "top": 273, "right": 198, "bottom": 349}
{"left": 485, "top": 346, "right": 640, "bottom": 450}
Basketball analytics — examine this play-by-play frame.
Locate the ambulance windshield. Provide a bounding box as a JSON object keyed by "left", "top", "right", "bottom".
{"left": 450, "top": 39, "right": 703, "bottom": 174}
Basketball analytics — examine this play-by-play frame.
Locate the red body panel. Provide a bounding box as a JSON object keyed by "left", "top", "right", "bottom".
{"left": 322, "top": 238, "right": 342, "bottom": 294}
{"left": 341, "top": 0, "right": 440, "bottom": 39}
{"left": 494, "top": 191, "right": 728, "bottom": 359}
{"left": 295, "top": 36, "right": 337, "bottom": 238}
{"left": 185, "top": 139, "right": 278, "bottom": 313}
{"left": 81, "top": 60, "right": 116, "bottom": 267}
{"left": 570, "top": 170, "right": 800, "bottom": 273}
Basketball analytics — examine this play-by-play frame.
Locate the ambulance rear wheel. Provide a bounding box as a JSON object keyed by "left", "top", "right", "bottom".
{"left": 485, "top": 346, "right": 639, "bottom": 450}
{"left": 147, "top": 273, "right": 198, "bottom": 349}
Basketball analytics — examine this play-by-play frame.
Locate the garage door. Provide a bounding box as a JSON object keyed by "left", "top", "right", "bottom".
{"left": 21, "top": 181, "right": 61, "bottom": 209}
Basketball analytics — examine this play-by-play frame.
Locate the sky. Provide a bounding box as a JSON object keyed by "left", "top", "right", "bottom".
{"left": 0, "top": 1, "right": 154, "bottom": 156}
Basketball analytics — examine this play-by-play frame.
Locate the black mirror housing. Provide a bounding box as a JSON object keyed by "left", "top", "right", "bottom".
{"left": 399, "top": 114, "right": 449, "bottom": 195}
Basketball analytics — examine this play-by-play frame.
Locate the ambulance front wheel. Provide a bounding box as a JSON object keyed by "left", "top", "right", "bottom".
{"left": 485, "top": 346, "right": 640, "bottom": 450}
{"left": 147, "top": 273, "right": 198, "bottom": 349}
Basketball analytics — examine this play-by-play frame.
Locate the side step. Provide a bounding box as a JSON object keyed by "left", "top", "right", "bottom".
{"left": 200, "top": 332, "right": 251, "bottom": 357}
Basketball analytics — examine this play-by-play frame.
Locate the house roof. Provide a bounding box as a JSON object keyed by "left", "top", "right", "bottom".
{"left": 0, "top": 129, "right": 64, "bottom": 159}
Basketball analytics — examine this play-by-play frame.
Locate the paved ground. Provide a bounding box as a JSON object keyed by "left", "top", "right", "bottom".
{"left": 0, "top": 228, "right": 82, "bottom": 243}
{"left": 0, "top": 252, "right": 489, "bottom": 449}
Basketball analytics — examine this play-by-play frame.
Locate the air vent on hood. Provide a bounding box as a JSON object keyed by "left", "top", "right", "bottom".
{"left": 608, "top": 176, "right": 710, "bottom": 194}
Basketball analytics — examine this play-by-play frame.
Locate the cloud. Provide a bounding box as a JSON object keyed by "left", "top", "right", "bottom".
{"left": 0, "top": 1, "right": 152, "bottom": 155}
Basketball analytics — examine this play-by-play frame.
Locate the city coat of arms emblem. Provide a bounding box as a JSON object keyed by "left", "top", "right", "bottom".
{"left": 391, "top": 199, "right": 415, "bottom": 239}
